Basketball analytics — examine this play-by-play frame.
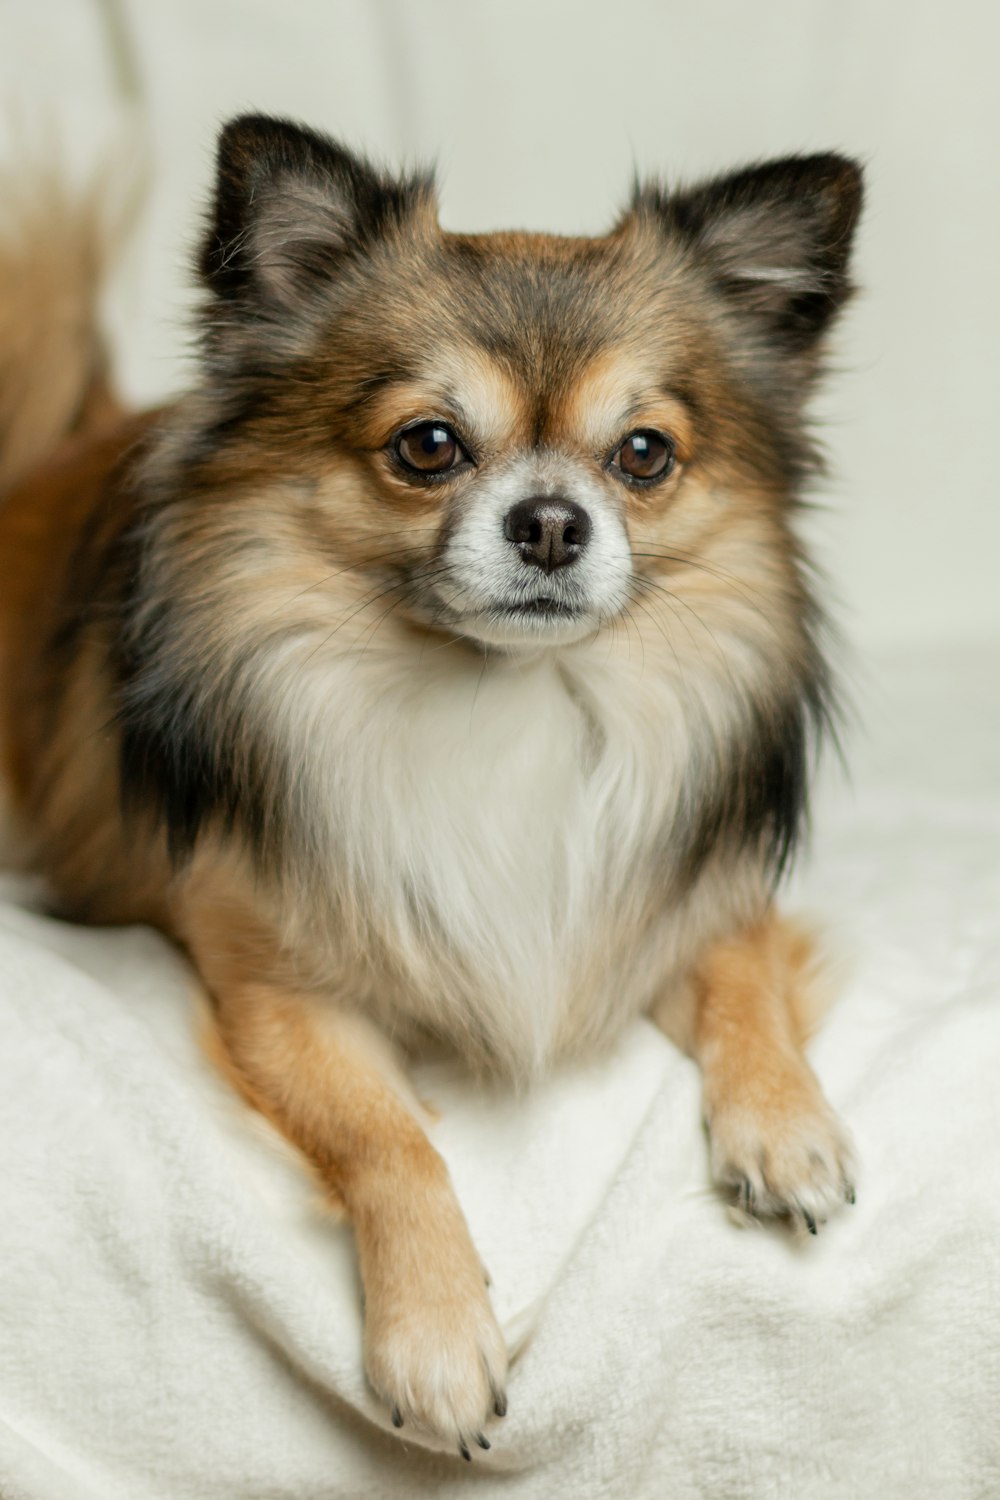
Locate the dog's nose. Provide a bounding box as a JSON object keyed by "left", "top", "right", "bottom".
{"left": 503, "top": 498, "right": 592, "bottom": 573}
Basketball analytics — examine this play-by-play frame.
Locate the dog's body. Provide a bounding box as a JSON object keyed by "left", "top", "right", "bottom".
{"left": 0, "top": 119, "right": 862, "bottom": 1454}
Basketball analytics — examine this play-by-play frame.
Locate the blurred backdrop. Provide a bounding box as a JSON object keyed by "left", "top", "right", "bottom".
{"left": 1, "top": 0, "right": 997, "bottom": 653}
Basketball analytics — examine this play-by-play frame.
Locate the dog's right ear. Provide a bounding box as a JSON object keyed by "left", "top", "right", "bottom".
{"left": 200, "top": 114, "right": 435, "bottom": 313}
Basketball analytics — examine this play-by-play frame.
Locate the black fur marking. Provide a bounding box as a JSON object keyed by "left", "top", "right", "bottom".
{"left": 112, "top": 535, "right": 292, "bottom": 869}
{"left": 632, "top": 153, "right": 863, "bottom": 352}
{"left": 201, "top": 113, "right": 434, "bottom": 311}
{"left": 116, "top": 664, "right": 286, "bottom": 869}
{"left": 677, "top": 622, "right": 838, "bottom": 888}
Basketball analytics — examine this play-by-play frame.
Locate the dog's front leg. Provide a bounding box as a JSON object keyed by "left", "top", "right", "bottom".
{"left": 184, "top": 914, "right": 507, "bottom": 1456}
{"left": 654, "top": 913, "right": 855, "bottom": 1232}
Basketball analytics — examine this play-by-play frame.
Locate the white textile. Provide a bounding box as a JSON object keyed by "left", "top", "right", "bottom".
{"left": 1, "top": 646, "right": 998, "bottom": 1499}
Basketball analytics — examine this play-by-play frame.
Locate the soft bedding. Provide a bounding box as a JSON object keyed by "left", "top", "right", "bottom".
{"left": 0, "top": 645, "right": 998, "bottom": 1499}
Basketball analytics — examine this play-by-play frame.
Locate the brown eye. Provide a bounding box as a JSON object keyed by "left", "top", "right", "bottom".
{"left": 613, "top": 430, "right": 675, "bottom": 483}
{"left": 394, "top": 421, "right": 466, "bottom": 476}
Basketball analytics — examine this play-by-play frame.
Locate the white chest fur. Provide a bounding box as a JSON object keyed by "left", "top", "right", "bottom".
{"left": 280, "top": 630, "right": 739, "bottom": 1077}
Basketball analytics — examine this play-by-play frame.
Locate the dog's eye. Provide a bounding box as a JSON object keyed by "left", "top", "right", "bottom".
{"left": 611, "top": 431, "right": 675, "bottom": 483}
{"left": 394, "top": 421, "right": 467, "bottom": 477}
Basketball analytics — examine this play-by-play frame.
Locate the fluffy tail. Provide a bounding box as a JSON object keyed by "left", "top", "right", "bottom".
{"left": 0, "top": 165, "right": 124, "bottom": 493}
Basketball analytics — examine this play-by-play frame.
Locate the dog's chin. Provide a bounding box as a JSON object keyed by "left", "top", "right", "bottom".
{"left": 424, "top": 594, "right": 602, "bottom": 650}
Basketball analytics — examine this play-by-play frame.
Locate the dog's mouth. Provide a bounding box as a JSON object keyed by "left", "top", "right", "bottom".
{"left": 499, "top": 596, "right": 581, "bottom": 619}
{"left": 403, "top": 562, "right": 605, "bottom": 648}
{"left": 410, "top": 583, "right": 595, "bottom": 649}
{"left": 451, "top": 592, "right": 596, "bottom": 649}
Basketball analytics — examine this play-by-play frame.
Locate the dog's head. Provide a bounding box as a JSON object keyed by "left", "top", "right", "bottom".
{"left": 190, "top": 115, "right": 861, "bottom": 653}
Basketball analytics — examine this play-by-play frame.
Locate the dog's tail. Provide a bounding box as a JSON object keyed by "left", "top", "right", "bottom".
{"left": 0, "top": 163, "right": 128, "bottom": 494}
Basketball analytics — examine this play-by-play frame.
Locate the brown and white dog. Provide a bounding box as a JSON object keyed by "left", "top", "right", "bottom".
{"left": 0, "top": 116, "right": 862, "bottom": 1456}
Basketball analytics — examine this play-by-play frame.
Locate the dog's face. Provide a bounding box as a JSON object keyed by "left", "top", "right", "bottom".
{"left": 315, "top": 237, "right": 702, "bottom": 649}
{"left": 190, "top": 117, "right": 861, "bottom": 654}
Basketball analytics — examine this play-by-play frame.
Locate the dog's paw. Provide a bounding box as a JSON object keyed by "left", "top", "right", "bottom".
{"left": 364, "top": 1272, "right": 508, "bottom": 1458}
{"left": 358, "top": 1175, "right": 508, "bottom": 1459}
{"left": 708, "top": 1071, "right": 856, "bottom": 1234}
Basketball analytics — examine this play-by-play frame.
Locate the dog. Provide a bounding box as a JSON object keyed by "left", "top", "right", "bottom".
{"left": 0, "top": 115, "right": 862, "bottom": 1456}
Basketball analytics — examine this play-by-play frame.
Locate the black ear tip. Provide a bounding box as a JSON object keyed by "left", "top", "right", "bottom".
{"left": 789, "top": 150, "right": 863, "bottom": 179}
{"left": 217, "top": 111, "right": 309, "bottom": 142}
{"left": 216, "top": 113, "right": 276, "bottom": 165}
{"left": 217, "top": 111, "right": 273, "bottom": 145}
{"left": 813, "top": 150, "right": 864, "bottom": 199}
{"left": 215, "top": 113, "right": 328, "bottom": 179}
{"left": 628, "top": 150, "right": 864, "bottom": 234}
{"left": 783, "top": 152, "right": 865, "bottom": 229}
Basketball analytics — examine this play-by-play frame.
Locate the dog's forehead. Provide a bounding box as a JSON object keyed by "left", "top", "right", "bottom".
{"left": 363, "top": 228, "right": 689, "bottom": 446}
{"left": 435, "top": 229, "right": 647, "bottom": 374}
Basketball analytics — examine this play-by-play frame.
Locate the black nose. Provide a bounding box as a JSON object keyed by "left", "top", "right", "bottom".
{"left": 503, "top": 498, "right": 592, "bottom": 573}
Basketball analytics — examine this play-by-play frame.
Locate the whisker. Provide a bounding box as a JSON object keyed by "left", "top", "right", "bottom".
{"left": 288, "top": 576, "right": 413, "bottom": 673}
{"left": 353, "top": 593, "right": 410, "bottom": 665}
{"left": 628, "top": 544, "right": 772, "bottom": 626}
{"left": 261, "top": 543, "right": 444, "bottom": 621}
{"left": 616, "top": 600, "right": 638, "bottom": 668}
{"left": 633, "top": 576, "right": 743, "bottom": 699}
{"left": 627, "top": 589, "right": 685, "bottom": 685}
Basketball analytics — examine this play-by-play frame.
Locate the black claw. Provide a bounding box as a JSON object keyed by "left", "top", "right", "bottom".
{"left": 845, "top": 1183, "right": 856, "bottom": 1205}
{"left": 391, "top": 1406, "right": 403, "bottom": 1429}
{"left": 802, "top": 1208, "right": 818, "bottom": 1236}
{"left": 493, "top": 1392, "right": 508, "bottom": 1419}
{"left": 475, "top": 1432, "right": 491, "bottom": 1450}
{"left": 459, "top": 1441, "right": 472, "bottom": 1462}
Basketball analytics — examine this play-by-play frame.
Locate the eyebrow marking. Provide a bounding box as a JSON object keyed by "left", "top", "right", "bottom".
{"left": 547, "top": 353, "right": 698, "bottom": 461}
{"left": 351, "top": 349, "right": 531, "bottom": 454}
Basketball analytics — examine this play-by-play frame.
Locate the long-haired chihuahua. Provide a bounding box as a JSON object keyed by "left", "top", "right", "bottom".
{"left": 0, "top": 116, "right": 862, "bottom": 1457}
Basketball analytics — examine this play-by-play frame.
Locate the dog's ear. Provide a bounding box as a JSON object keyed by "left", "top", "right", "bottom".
{"left": 200, "top": 114, "right": 435, "bottom": 311}
{"left": 631, "top": 154, "right": 863, "bottom": 352}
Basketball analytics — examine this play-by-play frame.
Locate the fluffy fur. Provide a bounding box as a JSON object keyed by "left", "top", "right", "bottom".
{"left": 0, "top": 116, "right": 863, "bottom": 1456}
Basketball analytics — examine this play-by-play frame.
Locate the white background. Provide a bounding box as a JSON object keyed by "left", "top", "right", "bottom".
{"left": 2, "top": 0, "right": 998, "bottom": 653}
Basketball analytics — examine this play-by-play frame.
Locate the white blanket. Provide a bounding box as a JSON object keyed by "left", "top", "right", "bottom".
{"left": 1, "top": 645, "right": 998, "bottom": 1500}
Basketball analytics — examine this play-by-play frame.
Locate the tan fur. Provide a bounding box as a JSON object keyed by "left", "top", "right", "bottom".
{"left": 0, "top": 345, "right": 830, "bottom": 1433}
{"left": 686, "top": 915, "right": 853, "bottom": 1228}
{"left": 0, "top": 414, "right": 166, "bottom": 912}
{"left": 0, "top": 170, "right": 124, "bottom": 493}
{"left": 0, "top": 130, "right": 861, "bottom": 1452}
{"left": 178, "top": 881, "right": 507, "bottom": 1440}
{"left": 552, "top": 346, "right": 697, "bottom": 465}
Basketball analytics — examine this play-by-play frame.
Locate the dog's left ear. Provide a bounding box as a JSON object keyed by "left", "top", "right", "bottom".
{"left": 200, "top": 113, "right": 435, "bottom": 313}
{"left": 631, "top": 154, "right": 863, "bottom": 352}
